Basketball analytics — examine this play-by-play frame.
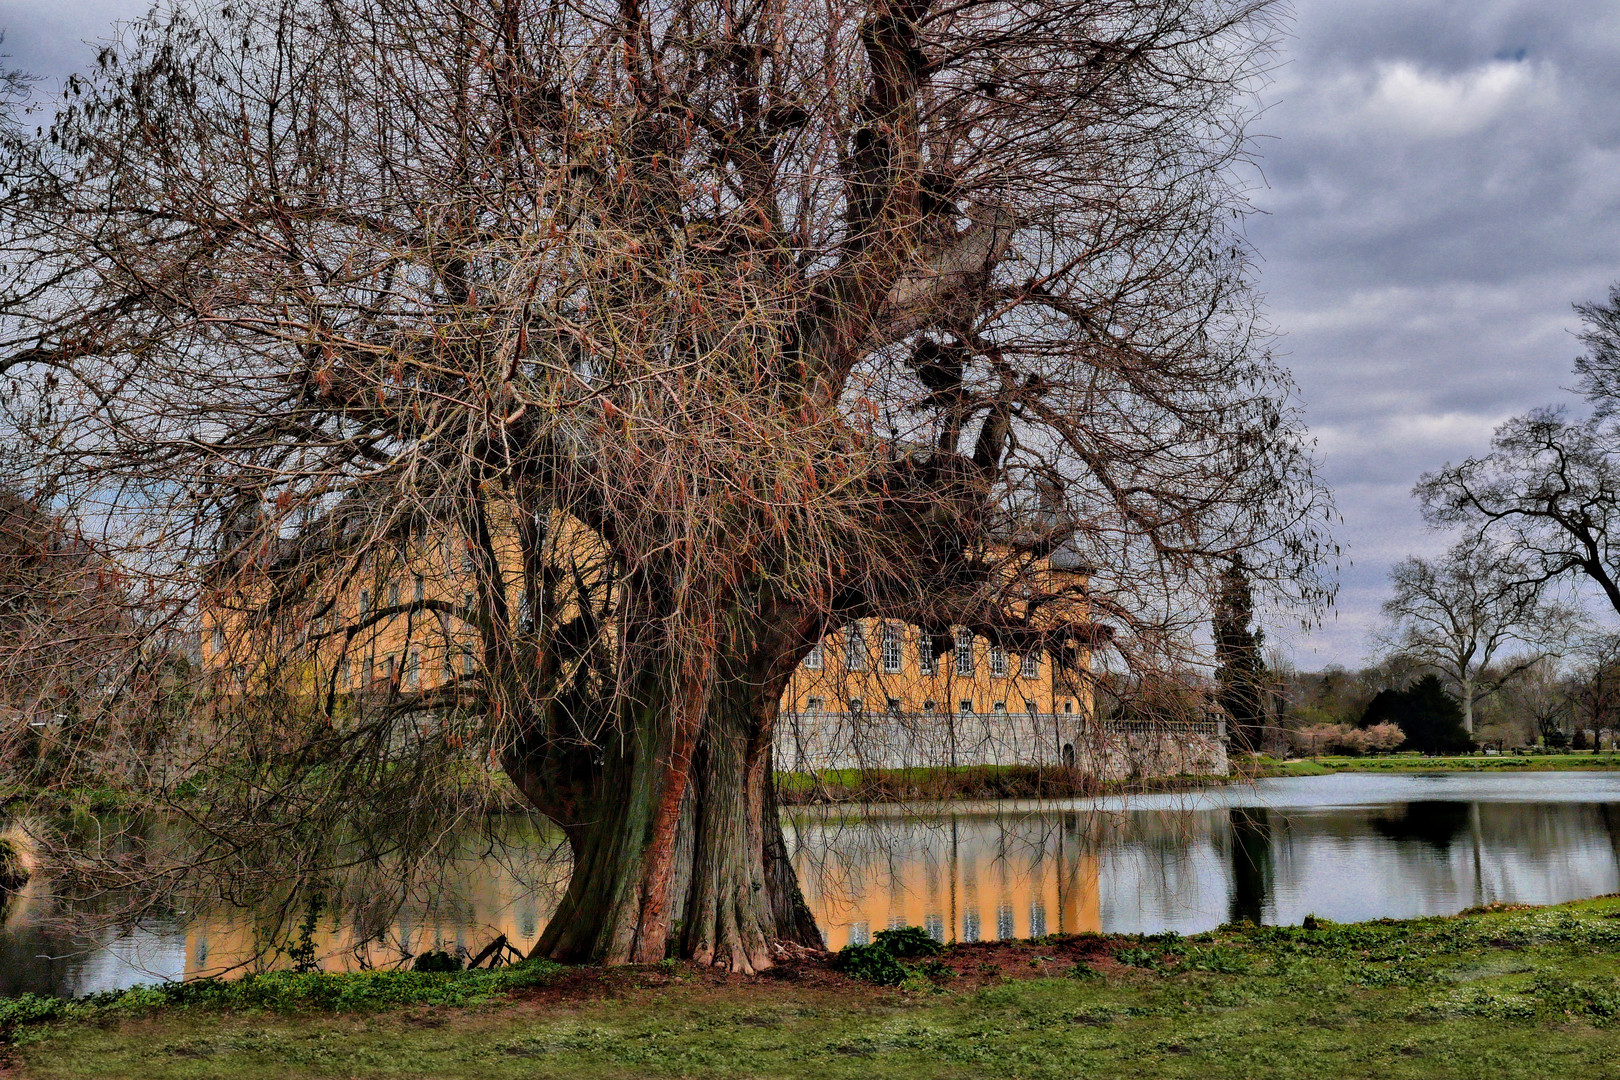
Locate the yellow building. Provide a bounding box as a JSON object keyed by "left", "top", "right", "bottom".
{"left": 200, "top": 511, "right": 1101, "bottom": 760}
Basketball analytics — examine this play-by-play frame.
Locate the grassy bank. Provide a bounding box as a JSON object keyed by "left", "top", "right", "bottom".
{"left": 773, "top": 764, "right": 1228, "bottom": 804}
{"left": 1246, "top": 752, "right": 1620, "bottom": 778}
{"left": 11, "top": 896, "right": 1620, "bottom": 1079}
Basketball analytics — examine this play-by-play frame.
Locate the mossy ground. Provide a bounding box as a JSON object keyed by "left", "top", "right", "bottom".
{"left": 12, "top": 897, "right": 1620, "bottom": 1079}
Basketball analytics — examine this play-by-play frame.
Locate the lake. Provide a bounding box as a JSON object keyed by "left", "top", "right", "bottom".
{"left": 5, "top": 771, "right": 1620, "bottom": 996}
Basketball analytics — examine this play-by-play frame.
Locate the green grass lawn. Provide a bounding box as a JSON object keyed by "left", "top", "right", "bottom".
{"left": 1249, "top": 752, "right": 1620, "bottom": 777}
{"left": 13, "top": 896, "right": 1620, "bottom": 1079}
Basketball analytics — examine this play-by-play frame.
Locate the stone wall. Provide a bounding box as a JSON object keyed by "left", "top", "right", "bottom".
{"left": 774, "top": 710, "right": 1228, "bottom": 781}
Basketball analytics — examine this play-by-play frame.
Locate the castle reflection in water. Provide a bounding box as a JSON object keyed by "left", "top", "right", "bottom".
{"left": 171, "top": 809, "right": 1103, "bottom": 978}
{"left": 785, "top": 809, "right": 1102, "bottom": 949}
{"left": 8, "top": 774, "right": 1620, "bottom": 995}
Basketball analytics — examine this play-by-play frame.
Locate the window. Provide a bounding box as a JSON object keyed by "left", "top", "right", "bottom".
{"left": 886, "top": 698, "right": 901, "bottom": 715}
{"left": 997, "top": 904, "right": 1015, "bottom": 941}
{"left": 1021, "top": 650, "right": 1041, "bottom": 679}
{"left": 339, "top": 659, "right": 351, "bottom": 689}
{"left": 990, "top": 646, "right": 1007, "bottom": 678}
{"left": 925, "top": 914, "right": 945, "bottom": 942}
{"left": 959, "top": 700, "right": 973, "bottom": 714}
{"left": 918, "top": 640, "right": 936, "bottom": 676}
{"left": 211, "top": 626, "right": 226, "bottom": 653}
{"left": 358, "top": 590, "right": 371, "bottom": 619}
{"left": 462, "top": 645, "right": 476, "bottom": 676}
{"left": 1029, "top": 903, "right": 1047, "bottom": 939}
{"left": 381, "top": 655, "right": 395, "bottom": 685}
{"left": 806, "top": 696, "right": 826, "bottom": 712}
{"left": 407, "top": 648, "right": 421, "bottom": 689}
{"left": 1063, "top": 700, "right": 1074, "bottom": 714}
{"left": 955, "top": 629, "right": 974, "bottom": 676}
{"left": 1025, "top": 700, "right": 1037, "bottom": 714}
{"left": 993, "top": 701, "right": 1006, "bottom": 713}
{"left": 413, "top": 574, "right": 425, "bottom": 603}
{"left": 462, "top": 591, "right": 475, "bottom": 615}
{"left": 803, "top": 641, "right": 823, "bottom": 670}
{"left": 962, "top": 911, "right": 981, "bottom": 943}
{"left": 881, "top": 623, "right": 902, "bottom": 673}
{"left": 922, "top": 700, "right": 936, "bottom": 714}
{"left": 387, "top": 579, "right": 400, "bottom": 608}
{"left": 850, "top": 922, "right": 871, "bottom": 946}
{"left": 845, "top": 622, "right": 867, "bottom": 671}
{"left": 849, "top": 697, "right": 864, "bottom": 714}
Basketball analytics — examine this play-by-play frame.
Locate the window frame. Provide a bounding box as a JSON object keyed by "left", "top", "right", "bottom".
{"left": 955, "top": 629, "right": 974, "bottom": 677}
{"left": 881, "top": 622, "right": 902, "bottom": 673}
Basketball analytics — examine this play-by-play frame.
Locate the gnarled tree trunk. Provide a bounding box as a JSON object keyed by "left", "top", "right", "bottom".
{"left": 505, "top": 609, "right": 822, "bottom": 969}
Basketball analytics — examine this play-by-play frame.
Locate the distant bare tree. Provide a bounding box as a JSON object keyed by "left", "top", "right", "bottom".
{"left": 1493, "top": 654, "right": 1574, "bottom": 749}
{"left": 1376, "top": 535, "right": 1575, "bottom": 735}
{"left": 0, "top": 488, "right": 150, "bottom": 776}
{"left": 0, "top": 0, "right": 1330, "bottom": 969}
{"left": 1569, "top": 632, "right": 1620, "bottom": 748}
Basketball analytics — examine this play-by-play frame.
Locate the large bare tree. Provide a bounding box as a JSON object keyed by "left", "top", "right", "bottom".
{"left": 0, "top": 0, "right": 1329, "bottom": 969}
{"left": 1421, "top": 285, "right": 1620, "bottom": 620}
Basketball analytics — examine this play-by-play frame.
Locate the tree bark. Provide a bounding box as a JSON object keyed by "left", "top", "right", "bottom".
{"left": 672, "top": 674, "right": 822, "bottom": 970}
{"left": 506, "top": 634, "right": 823, "bottom": 969}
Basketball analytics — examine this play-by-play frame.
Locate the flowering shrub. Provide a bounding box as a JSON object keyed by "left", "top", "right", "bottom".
{"left": 1290, "top": 723, "right": 1405, "bottom": 756}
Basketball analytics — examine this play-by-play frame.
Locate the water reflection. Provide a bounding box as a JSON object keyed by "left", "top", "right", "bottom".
{"left": 788, "top": 773, "right": 1620, "bottom": 947}
{"left": 1226, "top": 808, "right": 1272, "bottom": 926}
{"left": 5, "top": 772, "right": 1620, "bottom": 992}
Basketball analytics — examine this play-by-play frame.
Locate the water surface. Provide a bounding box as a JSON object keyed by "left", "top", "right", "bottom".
{"left": 5, "top": 771, "right": 1620, "bottom": 994}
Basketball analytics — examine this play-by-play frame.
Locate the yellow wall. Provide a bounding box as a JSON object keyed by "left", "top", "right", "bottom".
{"left": 201, "top": 514, "right": 1095, "bottom": 724}
{"left": 783, "top": 621, "right": 1091, "bottom": 718}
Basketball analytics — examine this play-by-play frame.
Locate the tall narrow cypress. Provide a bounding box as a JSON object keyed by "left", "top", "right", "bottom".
{"left": 1215, "top": 556, "right": 1267, "bottom": 752}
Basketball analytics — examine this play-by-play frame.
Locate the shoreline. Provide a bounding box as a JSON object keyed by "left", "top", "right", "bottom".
{"left": 772, "top": 752, "right": 1620, "bottom": 807}
{"left": 8, "top": 894, "right": 1620, "bottom": 1078}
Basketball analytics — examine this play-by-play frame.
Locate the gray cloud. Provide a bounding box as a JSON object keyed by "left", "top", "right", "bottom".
{"left": 1250, "top": 0, "right": 1620, "bottom": 666}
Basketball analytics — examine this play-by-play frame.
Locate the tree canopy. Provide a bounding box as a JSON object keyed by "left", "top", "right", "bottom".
{"left": 0, "top": 0, "right": 1330, "bottom": 968}
{"left": 1361, "top": 675, "right": 1474, "bottom": 755}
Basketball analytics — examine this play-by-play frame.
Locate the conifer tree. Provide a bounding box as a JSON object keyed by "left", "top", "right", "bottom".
{"left": 1214, "top": 556, "right": 1267, "bottom": 751}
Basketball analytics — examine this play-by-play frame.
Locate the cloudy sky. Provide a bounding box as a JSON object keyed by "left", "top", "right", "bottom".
{"left": 5, "top": 0, "right": 1620, "bottom": 669}
{"left": 1245, "top": 0, "right": 1620, "bottom": 665}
